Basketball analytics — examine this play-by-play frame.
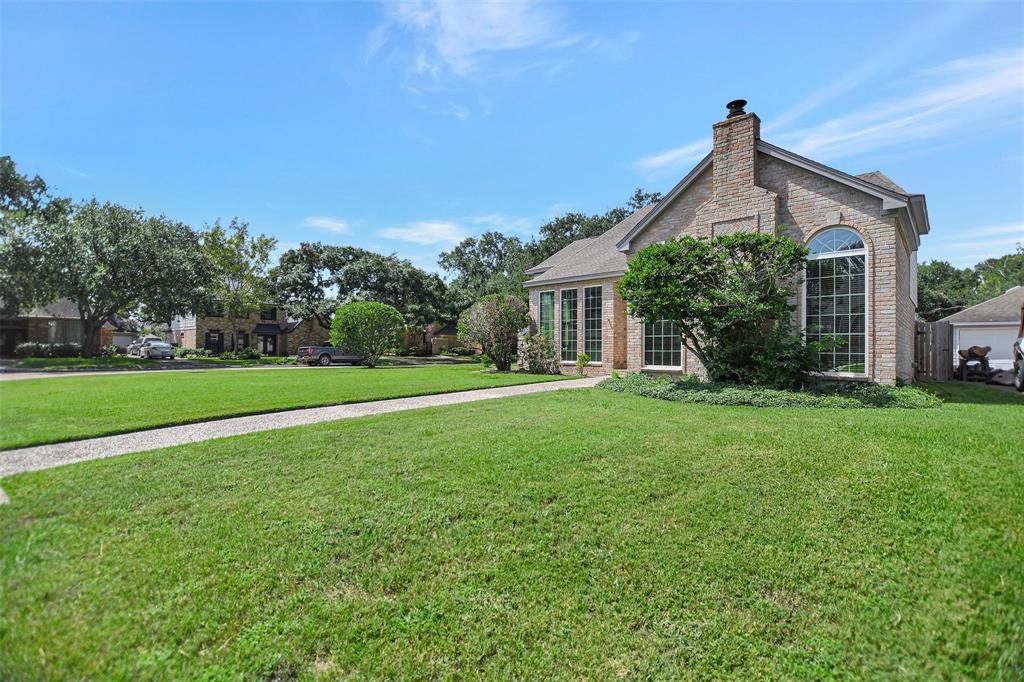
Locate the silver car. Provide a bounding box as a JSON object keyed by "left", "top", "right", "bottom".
{"left": 139, "top": 340, "right": 174, "bottom": 360}
{"left": 128, "top": 335, "right": 163, "bottom": 356}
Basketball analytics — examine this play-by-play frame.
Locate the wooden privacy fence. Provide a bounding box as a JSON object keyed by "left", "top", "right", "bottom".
{"left": 915, "top": 321, "right": 953, "bottom": 381}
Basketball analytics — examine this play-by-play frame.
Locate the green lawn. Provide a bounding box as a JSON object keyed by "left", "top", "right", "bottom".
{"left": 12, "top": 356, "right": 159, "bottom": 370}
{"left": 0, "top": 364, "right": 567, "bottom": 449}
{"left": 1, "top": 382, "right": 1020, "bottom": 679}
{"left": 186, "top": 355, "right": 298, "bottom": 366}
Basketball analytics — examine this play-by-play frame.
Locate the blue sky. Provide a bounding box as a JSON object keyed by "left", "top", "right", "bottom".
{"left": 3, "top": 1, "right": 1022, "bottom": 271}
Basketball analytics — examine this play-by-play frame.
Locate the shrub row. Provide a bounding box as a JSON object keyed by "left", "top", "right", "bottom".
{"left": 597, "top": 372, "right": 942, "bottom": 409}
{"left": 175, "top": 347, "right": 213, "bottom": 358}
{"left": 14, "top": 342, "right": 81, "bottom": 358}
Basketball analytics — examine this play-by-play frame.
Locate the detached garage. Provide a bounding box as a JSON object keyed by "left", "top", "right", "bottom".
{"left": 941, "top": 286, "right": 1024, "bottom": 371}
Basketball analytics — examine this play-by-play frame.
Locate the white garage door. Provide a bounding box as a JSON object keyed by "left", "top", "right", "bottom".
{"left": 957, "top": 326, "right": 1018, "bottom": 370}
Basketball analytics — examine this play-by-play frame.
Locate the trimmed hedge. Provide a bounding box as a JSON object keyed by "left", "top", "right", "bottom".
{"left": 598, "top": 372, "right": 942, "bottom": 409}
{"left": 14, "top": 342, "right": 81, "bottom": 358}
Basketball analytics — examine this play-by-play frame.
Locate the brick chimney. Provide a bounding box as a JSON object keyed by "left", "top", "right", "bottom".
{"left": 712, "top": 99, "right": 760, "bottom": 202}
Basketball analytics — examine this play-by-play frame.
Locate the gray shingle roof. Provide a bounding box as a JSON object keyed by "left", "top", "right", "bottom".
{"left": 941, "top": 286, "right": 1024, "bottom": 324}
{"left": 524, "top": 237, "right": 596, "bottom": 275}
{"left": 855, "top": 171, "right": 908, "bottom": 195}
{"left": 525, "top": 204, "right": 657, "bottom": 287}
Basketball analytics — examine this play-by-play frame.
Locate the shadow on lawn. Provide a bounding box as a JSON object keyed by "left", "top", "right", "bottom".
{"left": 918, "top": 381, "right": 1024, "bottom": 406}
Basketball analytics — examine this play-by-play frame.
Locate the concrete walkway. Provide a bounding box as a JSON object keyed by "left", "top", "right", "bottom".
{"left": 0, "top": 377, "right": 601, "bottom": 502}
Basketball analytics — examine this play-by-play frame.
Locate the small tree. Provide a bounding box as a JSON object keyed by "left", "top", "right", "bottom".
{"left": 457, "top": 294, "right": 528, "bottom": 372}
{"left": 519, "top": 331, "right": 560, "bottom": 374}
{"left": 618, "top": 231, "right": 813, "bottom": 387}
{"left": 330, "top": 301, "right": 403, "bottom": 368}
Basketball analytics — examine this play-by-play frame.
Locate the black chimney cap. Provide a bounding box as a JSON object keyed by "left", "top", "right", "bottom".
{"left": 726, "top": 99, "right": 747, "bottom": 118}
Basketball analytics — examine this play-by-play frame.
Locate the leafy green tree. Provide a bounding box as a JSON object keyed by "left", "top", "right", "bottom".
{"left": 204, "top": 219, "right": 276, "bottom": 350}
{"left": 0, "top": 157, "right": 72, "bottom": 316}
{"left": 457, "top": 294, "right": 529, "bottom": 372}
{"left": 439, "top": 231, "right": 529, "bottom": 308}
{"left": 917, "top": 260, "right": 978, "bottom": 321}
{"left": 5, "top": 198, "right": 212, "bottom": 356}
{"left": 269, "top": 243, "right": 372, "bottom": 335}
{"left": 975, "top": 245, "right": 1024, "bottom": 301}
{"left": 329, "top": 301, "right": 404, "bottom": 368}
{"left": 618, "top": 232, "right": 813, "bottom": 387}
{"left": 337, "top": 252, "right": 447, "bottom": 329}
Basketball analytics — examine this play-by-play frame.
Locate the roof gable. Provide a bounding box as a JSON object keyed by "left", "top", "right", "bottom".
{"left": 941, "top": 286, "right": 1024, "bottom": 324}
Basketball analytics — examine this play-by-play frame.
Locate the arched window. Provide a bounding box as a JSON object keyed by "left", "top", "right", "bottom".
{"left": 805, "top": 227, "right": 866, "bottom": 374}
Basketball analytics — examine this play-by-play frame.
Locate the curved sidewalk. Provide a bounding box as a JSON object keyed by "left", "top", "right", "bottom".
{"left": 0, "top": 377, "right": 601, "bottom": 502}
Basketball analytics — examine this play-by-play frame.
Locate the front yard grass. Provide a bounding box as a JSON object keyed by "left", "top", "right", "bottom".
{"left": 11, "top": 356, "right": 158, "bottom": 370}
{"left": 1, "top": 382, "right": 1020, "bottom": 679}
{"left": 0, "top": 364, "right": 568, "bottom": 449}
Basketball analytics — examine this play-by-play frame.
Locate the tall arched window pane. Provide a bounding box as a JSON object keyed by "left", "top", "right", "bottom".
{"left": 806, "top": 228, "right": 866, "bottom": 373}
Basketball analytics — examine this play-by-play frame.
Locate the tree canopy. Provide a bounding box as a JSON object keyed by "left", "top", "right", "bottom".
{"left": 204, "top": 219, "right": 277, "bottom": 349}
{"left": 918, "top": 246, "right": 1024, "bottom": 321}
{"left": 618, "top": 232, "right": 815, "bottom": 387}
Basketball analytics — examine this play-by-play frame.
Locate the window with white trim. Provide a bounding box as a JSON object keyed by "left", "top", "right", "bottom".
{"left": 583, "top": 286, "right": 602, "bottom": 362}
{"left": 560, "top": 289, "right": 577, "bottom": 361}
{"left": 805, "top": 227, "right": 866, "bottom": 374}
{"left": 538, "top": 291, "right": 555, "bottom": 339}
{"left": 643, "top": 319, "right": 682, "bottom": 367}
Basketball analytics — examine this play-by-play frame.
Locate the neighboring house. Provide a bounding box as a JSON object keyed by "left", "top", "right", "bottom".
{"left": 524, "top": 101, "right": 930, "bottom": 385}
{"left": 940, "top": 286, "right": 1024, "bottom": 371}
{"left": 170, "top": 303, "right": 329, "bottom": 356}
{"left": 428, "top": 323, "right": 459, "bottom": 355}
{"left": 0, "top": 299, "right": 131, "bottom": 356}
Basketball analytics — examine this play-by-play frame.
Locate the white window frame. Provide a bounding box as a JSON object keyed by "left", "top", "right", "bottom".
{"left": 558, "top": 287, "right": 578, "bottom": 364}
{"left": 802, "top": 227, "right": 870, "bottom": 379}
{"left": 641, "top": 319, "right": 683, "bottom": 370}
{"left": 537, "top": 290, "right": 556, "bottom": 342}
{"left": 583, "top": 285, "right": 603, "bottom": 365}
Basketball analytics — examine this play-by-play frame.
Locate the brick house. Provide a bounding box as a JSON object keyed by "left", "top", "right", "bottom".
{"left": 524, "top": 101, "right": 930, "bottom": 385}
{"left": 170, "top": 303, "right": 330, "bottom": 356}
{"left": 0, "top": 299, "right": 134, "bottom": 356}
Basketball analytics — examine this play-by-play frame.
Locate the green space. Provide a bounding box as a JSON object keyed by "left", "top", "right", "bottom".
{"left": 0, "top": 364, "right": 566, "bottom": 449}
{"left": 11, "top": 356, "right": 158, "bottom": 370}
{"left": 1, "top": 382, "right": 1020, "bottom": 678}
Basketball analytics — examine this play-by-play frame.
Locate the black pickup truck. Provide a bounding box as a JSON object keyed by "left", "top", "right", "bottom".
{"left": 296, "top": 345, "right": 362, "bottom": 367}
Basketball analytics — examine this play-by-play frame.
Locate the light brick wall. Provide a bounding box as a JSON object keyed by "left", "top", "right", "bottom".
{"left": 528, "top": 277, "right": 625, "bottom": 375}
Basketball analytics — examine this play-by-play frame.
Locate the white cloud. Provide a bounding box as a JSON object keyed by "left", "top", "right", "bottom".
{"left": 304, "top": 216, "right": 349, "bottom": 234}
{"left": 774, "top": 48, "right": 1024, "bottom": 161}
{"left": 921, "top": 221, "right": 1024, "bottom": 264}
{"left": 379, "top": 220, "right": 465, "bottom": 245}
{"left": 633, "top": 137, "right": 710, "bottom": 177}
{"left": 384, "top": 0, "right": 563, "bottom": 78}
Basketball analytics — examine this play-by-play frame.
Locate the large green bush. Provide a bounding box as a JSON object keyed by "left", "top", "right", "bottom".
{"left": 457, "top": 294, "right": 529, "bottom": 372}
{"left": 14, "top": 342, "right": 81, "bottom": 358}
{"left": 330, "top": 301, "right": 404, "bottom": 368}
{"left": 618, "top": 232, "right": 824, "bottom": 389}
{"left": 598, "top": 372, "right": 942, "bottom": 409}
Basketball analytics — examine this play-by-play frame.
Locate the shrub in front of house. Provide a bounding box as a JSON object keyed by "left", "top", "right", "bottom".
{"left": 96, "top": 344, "right": 122, "bottom": 357}
{"left": 618, "top": 232, "right": 822, "bottom": 389}
{"left": 14, "top": 342, "right": 82, "bottom": 358}
{"left": 575, "top": 353, "right": 591, "bottom": 376}
{"left": 598, "top": 372, "right": 942, "bottom": 409}
{"left": 519, "top": 332, "right": 560, "bottom": 374}
{"left": 219, "top": 347, "right": 262, "bottom": 360}
{"left": 330, "top": 301, "right": 404, "bottom": 368}
{"left": 457, "top": 294, "right": 529, "bottom": 372}
{"left": 175, "top": 347, "right": 213, "bottom": 358}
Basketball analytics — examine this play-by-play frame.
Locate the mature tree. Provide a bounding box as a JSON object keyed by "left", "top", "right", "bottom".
{"left": 917, "top": 260, "right": 978, "bottom": 322}
{"left": 618, "top": 232, "right": 814, "bottom": 387}
{"left": 204, "top": 219, "right": 276, "bottom": 350}
{"left": 439, "top": 231, "right": 528, "bottom": 308}
{"left": 337, "top": 252, "right": 447, "bottom": 328}
{"left": 269, "top": 243, "right": 371, "bottom": 332}
{"left": 0, "top": 157, "right": 72, "bottom": 315}
{"left": 330, "top": 301, "right": 404, "bottom": 368}
{"left": 5, "top": 199, "right": 213, "bottom": 356}
{"left": 457, "top": 294, "right": 529, "bottom": 372}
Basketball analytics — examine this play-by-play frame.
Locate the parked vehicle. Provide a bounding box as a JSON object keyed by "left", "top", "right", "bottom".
{"left": 297, "top": 344, "right": 362, "bottom": 366}
{"left": 127, "top": 335, "right": 163, "bottom": 356}
{"left": 139, "top": 340, "right": 174, "bottom": 360}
